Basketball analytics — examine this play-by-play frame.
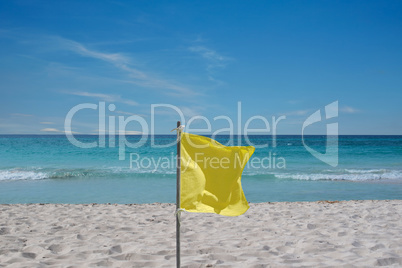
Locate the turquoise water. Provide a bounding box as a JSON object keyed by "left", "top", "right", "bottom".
{"left": 0, "top": 135, "right": 401, "bottom": 203}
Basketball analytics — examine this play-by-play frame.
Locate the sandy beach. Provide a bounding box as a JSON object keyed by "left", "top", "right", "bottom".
{"left": 0, "top": 200, "right": 401, "bottom": 267}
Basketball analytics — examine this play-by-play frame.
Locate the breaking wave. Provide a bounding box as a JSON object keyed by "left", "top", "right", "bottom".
{"left": 274, "top": 169, "right": 402, "bottom": 181}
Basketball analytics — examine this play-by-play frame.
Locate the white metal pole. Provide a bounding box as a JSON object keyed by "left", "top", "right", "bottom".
{"left": 176, "top": 121, "right": 181, "bottom": 268}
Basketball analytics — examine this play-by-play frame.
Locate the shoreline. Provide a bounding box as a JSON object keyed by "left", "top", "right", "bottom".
{"left": 1, "top": 200, "right": 401, "bottom": 267}
{"left": 0, "top": 198, "right": 400, "bottom": 204}
{"left": 1, "top": 198, "right": 401, "bottom": 205}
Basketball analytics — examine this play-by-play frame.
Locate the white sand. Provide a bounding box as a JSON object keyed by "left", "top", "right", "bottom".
{"left": 0, "top": 200, "right": 401, "bottom": 267}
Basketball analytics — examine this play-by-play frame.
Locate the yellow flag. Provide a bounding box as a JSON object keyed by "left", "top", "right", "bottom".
{"left": 180, "top": 132, "right": 255, "bottom": 216}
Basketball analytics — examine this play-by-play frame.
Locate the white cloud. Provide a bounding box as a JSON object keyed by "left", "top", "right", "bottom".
{"left": 68, "top": 91, "right": 138, "bottom": 106}
{"left": 188, "top": 45, "right": 232, "bottom": 84}
{"left": 40, "top": 128, "right": 61, "bottom": 132}
{"left": 340, "top": 106, "right": 360, "bottom": 114}
{"left": 41, "top": 128, "right": 80, "bottom": 134}
{"left": 121, "top": 130, "right": 143, "bottom": 135}
{"left": 188, "top": 45, "right": 231, "bottom": 71}
{"left": 189, "top": 46, "right": 228, "bottom": 62}
{"left": 51, "top": 36, "right": 198, "bottom": 96}
{"left": 56, "top": 37, "right": 130, "bottom": 64}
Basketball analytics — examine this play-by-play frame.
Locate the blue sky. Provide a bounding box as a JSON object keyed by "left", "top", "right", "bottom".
{"left": 0, "top": 0, "right": 401, "bottom": 135}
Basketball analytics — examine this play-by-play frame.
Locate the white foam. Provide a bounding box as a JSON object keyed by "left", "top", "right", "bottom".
{"left": 275, "top": 170, "right": 402, "bottom": 181}
{"left": 344, "top": 169, "right": 387, "bottom": 174}
{"left": 0, "top": 170, "right": 48, "bottom": 181}
{"left": 106, "top": 166, "right": 175, "bottom": 175}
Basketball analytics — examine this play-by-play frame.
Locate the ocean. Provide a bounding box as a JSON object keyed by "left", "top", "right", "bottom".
{"left": 0, "top": 135, "right": 401, "bottom": 204}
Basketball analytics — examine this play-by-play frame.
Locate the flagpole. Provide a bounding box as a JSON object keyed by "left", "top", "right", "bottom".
{"left": 176, "top": 120, "right": 181, "bottom": 268}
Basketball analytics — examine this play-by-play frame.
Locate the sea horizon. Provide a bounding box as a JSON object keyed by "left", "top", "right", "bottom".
{"left": 1, "top": 134, "right": 401, "bottom": 204}
{"left": 1, "top": 134, "right": 401, "bottom": 136}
